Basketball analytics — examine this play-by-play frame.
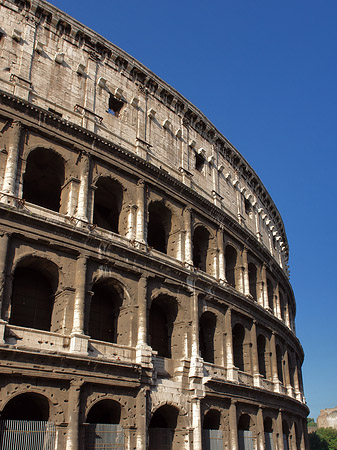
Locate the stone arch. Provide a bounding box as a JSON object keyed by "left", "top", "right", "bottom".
{"left": 1, "top": 392, "right": 50, "bottom": 421}
{"left": 199, "top": 311, "right": 216, "bottom": 364}
{"left": 9, "top": 255, "right": 60, "bottom": 332}
{"left": 149, "top": 403, "right": 187, "bottom": 450}
{"left": 147, "top": 200, "right": 172, "bottom": 254}
{"left": 282, "top": 419, "right": 290, "bottom": 450}
{"left": 238, "top": 413, "right": 254, "bottom": 450}
{"left": 86, "top": 399, "right": 122, "bottom": 424}
{"left": 232, "top": 322, "right": 245, "bottom": 372}
{"left": 0, "top": 386, "right": 65, "bottom": 423}
{"left": 225, "top": 244, "right": 238, "bottom": 288}
{"left": 22, "top": 147, "right": 65, "bottom": 212}
{"left": 93, "top": 176, "right": 124, "bottom": 234}
{"left": 85, "top": 398, "right": 125, "bottom": 450}
{"left": 257, "top": 334, "right": 267, "bottom": 378}
{"left": 264, "top": 416, "right": 274, "bottom": 450}
{"left": 192, "top": 224, "right": 213, "bottom": 274}
{"left": 148, "top": 294, "right": 178, "bottom": 358}
{"left": 203, "top": 408, "right": 221, "bottom": 429}
{"left": 248, "top": 262, "right": 257, "bottom": 300}
{"left": 88, "top": 276, "right": 131, "bottom": 345}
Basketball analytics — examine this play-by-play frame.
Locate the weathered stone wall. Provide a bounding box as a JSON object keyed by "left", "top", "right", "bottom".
{"left": 0, "top": 1, "right": 308, "bottom": 449}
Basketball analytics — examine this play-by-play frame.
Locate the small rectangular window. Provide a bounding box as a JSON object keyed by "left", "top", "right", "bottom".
{"left": 195, "top": 153, "right": 205, "bottom": 172}
{"left": 108, "top": 95, "right": 124, "bottom": 117}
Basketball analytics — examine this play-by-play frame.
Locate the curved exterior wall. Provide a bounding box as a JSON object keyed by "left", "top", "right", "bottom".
{"left": 0, "top": 1, "right": 308, "bottom": 449}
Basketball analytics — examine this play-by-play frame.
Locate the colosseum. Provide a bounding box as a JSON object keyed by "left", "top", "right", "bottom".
{"left": 0, "top": 0, "right": 309, "bottom": 449}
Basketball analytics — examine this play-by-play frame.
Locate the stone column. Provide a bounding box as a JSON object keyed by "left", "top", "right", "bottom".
{"left": 285, "top": 298, "right": 291, "bottom": 328}
{"left": 251, "top": 320, "right": 261, "bottom": 387}
{"left": 284, "top": 349, "right": 292, "bottom": 395}
{"left": 70, "top": 256, "right": 89, "bottom": 354}
{"left": 242, "top": 247, "right": 250, "bottom": 295}
{"left": 0, "top": 232, "right": 9, "bottom": 343}
{"left": 217, "top": 226, "right": 226, "bottom": 283}
{"left": 126, "top": 205, "right": 137, "bottom": 240}
{"left": 65, "top": 379, "right": 83, "bottom": 450}
{"left": 257, "top": 407, "right": 265, "bottom": 450}
{"left": 225, "top": 307, "right": 237, "bottom": 381}
{"left": 189, "top": 285, "right": 203, "bottom": 379}
{"left": 136, "top": 275, "right": 152, "bottom": 366}
{"left": 229, "top": 401, "right": 238, "bottom": 450}
{"left": 136, "top": 387, "right": 148, "bottom": 449}
{"left": 137, "top": 275, "right": 147, "bottom": 346}
{"left": 270, "top": 332, "right": 280, "bottom": 384}
{"left": 192, "top": 398, "right": 202, "bottom": 450}
{"left": 257, "top": 266, "right": 264, "bottom": 307}
{"left": 276, "top": 410, "right": 285, "bottom": 450}
{"left": 274, "top": 283, "right": 281, "bottom": 319}
{"left": 2, "top": 121, "right": 23, "bottom": 204}
{"left": 183, "top": 207, "right": 193, "bottom": 266}
{"left": 261, "top": 263, "right": 268, "bottom": 308}
{"left": 76, "top": 152, "right": 91, "bottom": 223}
{"left": 136, "top": 179, "right": 146, "bottom": 243}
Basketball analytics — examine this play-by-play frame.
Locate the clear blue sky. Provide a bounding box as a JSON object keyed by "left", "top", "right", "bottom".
{"left": 47, "top": 0, "right": 337, "bottom": 420}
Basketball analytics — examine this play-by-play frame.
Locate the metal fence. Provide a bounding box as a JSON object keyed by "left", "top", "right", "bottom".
{"left": 148, "top": 428, "right": 173, "bottom": 450}
{"left": 85, "top": 424, "right": 125, "bottom": 450}
{"left": 238, "top": 430, "right": 254, "bottom": 450}
{"left": 202, "top": 429, "right": 224, "bottom": 450}
{"left": 0, "top": 420, "right": 56, "bottom": 450}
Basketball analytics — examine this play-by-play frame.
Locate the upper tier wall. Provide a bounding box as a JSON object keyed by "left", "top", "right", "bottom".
{"left": 0, "top": 0, "right": 289, "bottom": 273}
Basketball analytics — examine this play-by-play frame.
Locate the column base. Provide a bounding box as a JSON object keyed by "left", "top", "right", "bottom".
{"left": 69, "top": 333, "right": 89, "bottom": 354}
{"left": 227, "top": 366, "right": 239, "bottom": 382}
{"left": 136, "top": 343, "right": 153, "bottom": 368}
{"left": 0, "top": 320, "right": 7, "bottom": 344}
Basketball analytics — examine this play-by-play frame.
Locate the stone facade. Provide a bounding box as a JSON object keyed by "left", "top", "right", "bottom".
{"left": 317, "top": 408, "right": 337, "bottom": 430}
{"left": 0, "top": 0, "right": 308, "bottom": 449}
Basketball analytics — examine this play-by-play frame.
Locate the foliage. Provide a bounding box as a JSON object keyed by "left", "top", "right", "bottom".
{"left": 310, "top": 428, "right": 337, "bottom": 450}
{"left": 308, "top": 418, "right": 317, "bottom": 425}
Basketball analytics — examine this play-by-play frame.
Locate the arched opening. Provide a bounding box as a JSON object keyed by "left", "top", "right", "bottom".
{"left": 248, "top": 263, "right": 257, "bottom": 300}
{"left": 2, "top": 393, "right": 49, "bottom": 421}
{"left": 267, "top": 278, "right": 274, "bottom": 312}
{"left": 193, "top": 226, "right": 210, "bottom": 272}
{"left": 9, "top": 258, "right": 57, "bottom": 331}
{"left": 276, "top": 345, "right": 284, "bottom": 383}
{"left": 232, "top": 323, "right": 245, "bottom": 372}
{"left": 225, "top": 245, "right": 237, "bottom": 288}
{"left": 202, "top": 409, "right": 223, "bottom": 450}
{"left": 148, "top": 296, "right": 178, "bottom": 358}
{"left": 0, "top": 394, "right": 55, "bottom": 449}
{"left": 85, "top": 400, "right": 124, "bottom": 450}
{"left": 264, "top": 417, "right": 274, "bottom": 450}
{"left": 148, "top": 405, "right": 179, "bottom": 450}
{"left": 257, "top": 334, "right": 267, "bottom": 378}
{"left": 93, "top": 177, "right": 123, "bottom": 233}
{"left": 283, "top": 420, "right": 290, "bottom": 450}
{"left": 199, "top": 312, "right": 216, "bottom": 364}
{"left": 147, "top": 201, "right": 171, "bottom": 253}
{"left": 23, "top": 148, "right": 65, "bottom": 212}
{"left": 238, "top": 414, "right": 253, "bottom": 450}
{"left": 88, "top": 279, "right": 123, "bottom": 343}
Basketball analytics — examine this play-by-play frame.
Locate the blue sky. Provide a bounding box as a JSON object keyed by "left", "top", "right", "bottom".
{"left": 47, "top": 0, "right": 337, "bottom": 419}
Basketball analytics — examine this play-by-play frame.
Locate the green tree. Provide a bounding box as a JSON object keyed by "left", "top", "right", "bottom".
{"left": 309, "top": 432, "right": 329, "bottom": 450}
{"left": 317, "top": 428, "right": 337, "bottom": 450}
